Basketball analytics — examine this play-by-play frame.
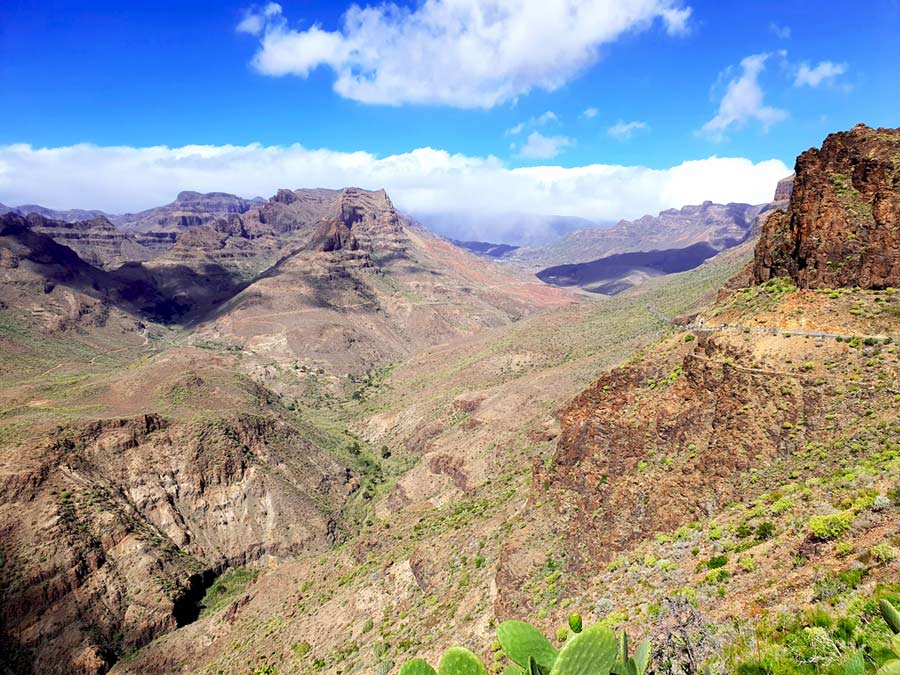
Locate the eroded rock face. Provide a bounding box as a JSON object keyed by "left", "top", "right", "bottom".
{"left": 773, "top": 174, "right": 795, "bottom": 203}
{"left": 310, "top": 188, "right": 407, "bottom": 255}
{"left": 22, "top": 214, "right": 154, "bottom": 270}
{"left": 754, "top": 124, "right": 900, "bottom": 289}
{"left": 0, "top": 413, "right": 351, "bottom": 674}
{"left": 530, "top": 334, "right": 812, "bottom": 569}
{"left": 114, "top": 192, "right": 262, "bottom": 233}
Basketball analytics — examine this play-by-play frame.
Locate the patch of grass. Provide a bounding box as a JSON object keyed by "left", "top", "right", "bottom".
{"left": 197, "top": 567, "right": 261, "bottom": 619}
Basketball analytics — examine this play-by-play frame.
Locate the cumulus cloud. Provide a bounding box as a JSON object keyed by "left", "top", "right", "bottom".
{"left": 238, "top": 0, "right": 693, "bottom": 108}
{"left": 794, "top": 60, "right": 847, "bottom": 88}
{"left": 607, "top": 119, "right": 648, "bottom": 140}
{"left": 514, "top": 132, "right": 575, "bottom": 159}
{"left": 701, "top": 53, "right": 787, "bottom": 140}
{"left": 0, "top": 143, "right": 788, "bottom": 237}
{"left": 581, "top": 107, "right": 599, "bottom": 119}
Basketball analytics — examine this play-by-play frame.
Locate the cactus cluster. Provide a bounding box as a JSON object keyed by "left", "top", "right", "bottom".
{"left": 874, "top": 599, "right": 900, "bottom": 675}
{"left": 397, "top": 614, "right": 650, "bottom": 675}
{"left": 841, "top": 599, "right": 900, "bottom": 675}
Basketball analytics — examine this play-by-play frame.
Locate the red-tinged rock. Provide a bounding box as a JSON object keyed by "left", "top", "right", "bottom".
{"left": 754, "top": 124, "right": 900, "bottom": 289}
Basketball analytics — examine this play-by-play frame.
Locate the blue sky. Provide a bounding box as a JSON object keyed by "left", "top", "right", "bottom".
{"left": 0, "top": 0, "right": 897, "bottom": 233}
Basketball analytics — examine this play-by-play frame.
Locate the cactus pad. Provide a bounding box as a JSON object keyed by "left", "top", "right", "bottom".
{"left": 400, "top": 658, "right": 438, "bottom": 675}
{"left": 549, "top": 623, "right": 617, "bottom": 675}
{"left": 882, "top": 599, "right": 900, "bottom": 635}
{"left": 437, "top": 646, "right": 488, "bottom": 675}
{"left": 497, "top": 620, "right": 558, "bottom": 672}
{"left": 501, "top": 665, "right": 526, "bottom": 675}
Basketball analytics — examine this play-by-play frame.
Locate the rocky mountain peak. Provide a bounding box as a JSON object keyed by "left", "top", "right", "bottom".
{"left": 272, "top": 188, "right": 299, "bottom": 205}
{"left": 753, "top": 123, "right": 900, "bottom": 289}
{"left": 309, "top": 188, "right": 405, "bottom": 254}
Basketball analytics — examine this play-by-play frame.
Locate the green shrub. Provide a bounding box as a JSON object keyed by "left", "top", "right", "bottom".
{"left": 755, "top": 521, "right": 775, "bottom": 541}
{"left": 871, "top": 544, "right": 899, "bottom": 564}
{"left": 807, "top": 511, "right": 853, "bottom": 541}
{"left": 706, "top": 555, "right": 728, "bottom": 570}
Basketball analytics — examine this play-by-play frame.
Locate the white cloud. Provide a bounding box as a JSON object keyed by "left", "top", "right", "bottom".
{"left": 237, "top": 2, "right": 282, "bottom": 35}
{"left": 537, "top": 111, "right": 559, "bottom": 125}
{"left": 515, "top": 132, "right": 575, "bottom": 159}
{"left": 661, "top": 6, "right": 692, "bottom": 35}
{"left": 0, "top": 143, "right": 789, "bottom": 236}
{"left": 238, "top": 0, "right": 693, "bottom": 108}
{"left": 768, "top": 22, "right": 791, "bottom": 39}
{"left": 581, "top": 107, "right": 599, "bottom": 119}
{"left": 506, "top": 110, "right": 558, "bottom": 138}
{"left": 607, "top": 119, "right": 648, "bottom": 140}
{"left": 701, "top": 53, "right": 787, "bottom": 140}
{"left": 794, "top": 60, "right": 847, "bottom": 88}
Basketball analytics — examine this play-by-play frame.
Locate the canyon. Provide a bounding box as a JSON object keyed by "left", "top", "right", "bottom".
{"left": 0, "top": 125, "right": 897, "bottom": 675}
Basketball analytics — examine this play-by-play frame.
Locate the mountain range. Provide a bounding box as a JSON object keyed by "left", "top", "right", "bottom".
{"left": 0, "top": 124, "right": 897, "bottom": 675}
{"left": 1, "top": 176, "right": 794, "bottom": 301}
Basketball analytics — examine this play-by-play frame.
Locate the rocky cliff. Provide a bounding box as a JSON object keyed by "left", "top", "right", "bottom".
{"left": 0, "top": 213, "right": 247, "bottom": 325}
{"left": 754, "top": 124, "right": 900, "bottom": 289}
{"left": 0, "top": 359, "right": 354, "bottom": 675}
{"left": 0, "top": 204, "right": 110, "bottom": 222}
{"left": 27, "top": 215, "right": 154, "bottom": 269}
{"left": 494, "top": 125, "right": 900, "bottom": 620}
{"left": 114, "top": 192, "right": 262, "bottom": 233}
{"left": 309, "top": 188, "right": 407, "bottom": 255}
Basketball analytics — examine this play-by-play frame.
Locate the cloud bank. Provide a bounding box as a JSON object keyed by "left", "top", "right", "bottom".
{"left": 0, "top": 142, "right": 788, "bottom": 238}
{"left": 238, "top": 0, "right": 692, "bottom": 108}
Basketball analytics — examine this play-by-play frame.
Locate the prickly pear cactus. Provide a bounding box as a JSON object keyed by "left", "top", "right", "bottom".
{"left": 549, "top": 623, "right": 617, "bottom": 675}
{"left": 843, "top": 650, "right": 865, "bottom": 675}
{"left": 501, "top": 665, "right": 526, "bottom": 675}
{"left": 438, "top": 646, "right": 488, "bottom": 675}
{"left": 497, "top": 620, "right": 558, "bottom": 672}
{"left": 400, "top": 658, "right": 438, "bottom": 675}
{"left": 882, "top": 599, "right": 900, "bottom": 635}
{"left": 876, "top": 600, "right": 900, "bottom": 675}
{"left": 631, "top": 640, "right": 650, "bottom": 675}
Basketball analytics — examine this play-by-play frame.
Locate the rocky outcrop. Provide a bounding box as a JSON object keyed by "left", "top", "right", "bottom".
{"left": 3, "top": 204, "right": 109, "bottom": 222}
{"left": 27, "top": 215, "right": 154, "bottom": 269}
{"left": 0, "top": 213, "right": 246, "bottom": 324}
{"left": 528, "top": 333, "right": 813, "bottom": 570}
{"left": 773, "top": 174, "right": 795, "bottom": 203}
{"left": 308, "top": 188, "right": 407, "bottom": 255}
{"left": 309, "top": 216, "right": 360, "bottom": 252}
{"left": 754, "top": 124, "right": 900, "bottom": 289}
{"left": 113, "top": 192, "right": 262, "bottom": 233}
{"left": 0, "top": 412, "right": 352, "bottom": 675}
{"left": 254, "top": 188, "right": 342, "bottom": 235}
